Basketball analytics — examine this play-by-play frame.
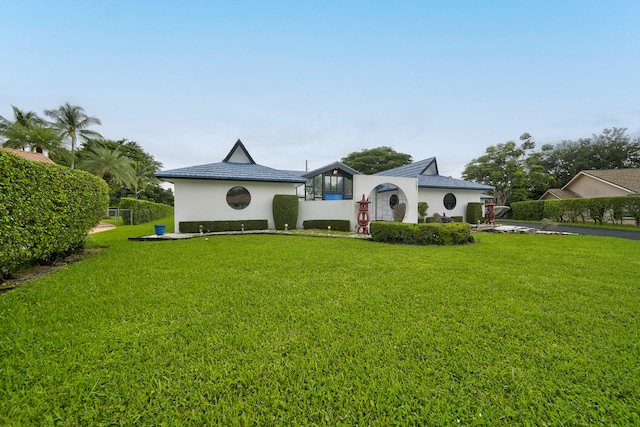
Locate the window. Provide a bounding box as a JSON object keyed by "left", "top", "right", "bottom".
{"left": 443, "top": 193, "right": 456, "bottom": 210}
{"left": 389, "top": 194, "right": 399, "bottom": 209}
{"left": 304, "top": 170, "right": 353, "bottom": 200}
{"left": 227, "top": 186, "right": 251, "bottom": 210}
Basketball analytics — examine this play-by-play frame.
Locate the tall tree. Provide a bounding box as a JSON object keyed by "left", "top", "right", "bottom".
{"left": 77, "top": 144, "right": 136, "bottom": 190}
{"left": 0, "top": 105, "right": 43, "bottom": 129}
{"left": 462, "top": 133, "right": 537, "bottom": 205}
{"left": 0, "top": 106, "right": 63, "bottom": 153}
{"left": 341, "top": 146, "right": 412, "bottom": 174}
{"left": 537, "top": 128, "right": 640, "bottom": 188}
{"left": 79, "top": 138, "right": 162, "bottom": 199}
{"left": 44, "top": 103, "right": 102, "bottom": 168}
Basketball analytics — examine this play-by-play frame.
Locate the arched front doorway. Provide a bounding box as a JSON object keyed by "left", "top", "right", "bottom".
{"left": 352, "top": 175, "right": 418, "bottom": 225}
{"left": 368, "top": 183, "right": 408, "bottom": 222}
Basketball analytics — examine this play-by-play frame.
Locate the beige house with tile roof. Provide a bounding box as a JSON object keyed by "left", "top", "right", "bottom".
{"left": 540, "top": 169, "right": 640, "bottom": 200}
{"left": 0, "top": 147, "right": 55, "bottom": 164}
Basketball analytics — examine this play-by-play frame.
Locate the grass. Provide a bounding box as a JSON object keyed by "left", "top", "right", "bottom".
{"left": 1, "top": 217, "right": 639, "bottom": 425}
{"left": 503, "top": 218, "right": 640, "bottom": 232}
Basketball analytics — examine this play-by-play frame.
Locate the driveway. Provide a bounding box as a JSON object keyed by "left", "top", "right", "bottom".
{"left": 498, "top": 221, "right": 640, "bottom": 241}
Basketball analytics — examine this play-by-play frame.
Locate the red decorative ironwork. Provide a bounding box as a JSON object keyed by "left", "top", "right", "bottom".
{"left": 356, "top": 194, "right": 371, "bottom": 234}
{"left": 485, "top": 200, "right": 496, "bottom": 224}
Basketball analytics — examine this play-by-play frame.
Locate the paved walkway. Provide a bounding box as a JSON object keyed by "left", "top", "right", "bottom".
{"left": 499, "top": 221, "right": 640, "bottom": 241}
{"left": 89, "top": 222, "right": 116, "bottom": 234}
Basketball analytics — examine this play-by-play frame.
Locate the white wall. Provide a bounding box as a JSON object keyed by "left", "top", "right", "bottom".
{"left": 419, "top": 189, "right": 484, "bottom": 221}
{"left": 172, "top": 177, "right": 487, "bottom": 232}
{"left": 297, "top": 200, "right": 357, "bottom": 230}
{"left": 296, "top": 175, "right": 418, "bottom": 229}
{"left": 355, "top": 175, "right": 418, "bottom": 224}
{"left": 172, "top": 179, "right": 299, "bottom": 230}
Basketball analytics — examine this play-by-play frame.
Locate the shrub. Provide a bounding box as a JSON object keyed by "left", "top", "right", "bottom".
{"left": 511, "top": 200, "right": 545, "bottom": 220}
{"left": 392, "top": 203, "right": 406, "bottom": 222}
{"left": 418, "top": 202, "right": 429, "bottom": 217}
{"left": 466, "top": 202, "right": 483, "bottom": 224}
{"left": 560, "top": 199, "right": 583, "bottom": 223}
{"left": 585, "top": 197, "right": 609, "bottom": 224}
{"left": 542, "top": 200, "right": 563, "bottom": 222}
{"left": 0, "top": 151, "right": 108, "bottom": 278}
{"left": 369, "top": 221, "right": 473, "bottom": 245}
{"left": 303, "top": 220, "right": 351, "bottom": 232}
{"left": 118, "top": 198, "right": 174, "bottom": 225}
{"left": 626, "top": 196, "right": 640, "bottom": 226}
{"left": 272, "top": 195, "right": 299, "bottom": 230}
{"left": 511, "top": 196, "right": 640, "bottom": 226}
{"left": 179, "top": 220, "right": 268, "bottom": 233}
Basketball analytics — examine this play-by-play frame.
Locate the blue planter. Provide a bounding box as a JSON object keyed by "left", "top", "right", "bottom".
{"left": 154, "top": 224, "right": 166, "bottom": 236}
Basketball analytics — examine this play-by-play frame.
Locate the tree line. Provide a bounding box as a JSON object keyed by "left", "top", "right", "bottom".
{"left": 0, "top": 104, "right": 173, "bottom": 206}
{"left": 462, "top": 128, "right": 640, "bottom": 205}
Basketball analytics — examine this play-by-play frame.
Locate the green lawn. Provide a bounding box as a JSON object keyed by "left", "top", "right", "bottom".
{"left": 1, "top": 218, "right": 639, "bottom": 425}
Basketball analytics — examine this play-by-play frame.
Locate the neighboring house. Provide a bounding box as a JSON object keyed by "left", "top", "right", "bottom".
{"left": 540, "top": 169, "right": 640, "bottom": 200}
{"left": 0, "top": 147, "right": 56, "bottom": 164}
{"left": 155, "top": 140, "right": 495, "bottom": 232}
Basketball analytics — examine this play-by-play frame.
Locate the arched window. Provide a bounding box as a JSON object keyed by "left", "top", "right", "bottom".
{"left": 443, "top": 193, "right": 457, "bottom": 210}
{"left": 227, "top": 186, "right": 251, "bottom": 210}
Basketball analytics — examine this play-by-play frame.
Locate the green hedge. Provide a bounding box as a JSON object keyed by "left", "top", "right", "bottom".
{"left": 510, "top": 200, "right": 544, "bottom": 221}
{"left": 118, "top": 197, "right": 174, "bottom": 225}
{"left": 179, "top": 220, "right": 268, "bottom": 233}
{"left": 303, "top": 220, "right": 351, "bottom": 232}
{"left": 1, "top": 151, "right": 109, "bottom": 278}
{"left": 466, "top": 202, "right": 483, "bottom": 224}
{"left": 511, "top": 196, "right": 640, "bottom": 226}
{"left": 272, "top": 194, "right": 298, "bottom": 230}
{"left": 369, "top": 221, "right": 473, "bottom": 245}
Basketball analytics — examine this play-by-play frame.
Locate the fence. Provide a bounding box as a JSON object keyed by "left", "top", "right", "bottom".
{"left": 105, "top": 208, "right": 133, "bottom": 226}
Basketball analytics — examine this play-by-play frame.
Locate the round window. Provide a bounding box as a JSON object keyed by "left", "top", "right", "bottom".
{"left": 389, "top": 194, "right": 399, "bottom": 209}
{"left": 226, "top": 186, "right": 251, "bottom": 210}
{"left": 443, "top": 193, "right": 456, "bottom": 210}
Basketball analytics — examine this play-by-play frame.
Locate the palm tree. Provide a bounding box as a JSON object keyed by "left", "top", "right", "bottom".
{"left": 131, "top": 160, "right": 159, "bottom": 197}
{"left": 44, "top": 103, "right": 102, "bottom": 168}
{"left": 24, "top": 123, "right": 64, "bottom": 153}
{"left": 0, "top": 105, "right": 43, "bottom": 128}
{"left": 0, "top": 106, "right": 61, "bottom": 153}
{"left": 76, "top": 144, "right": 136, "bottom": 189}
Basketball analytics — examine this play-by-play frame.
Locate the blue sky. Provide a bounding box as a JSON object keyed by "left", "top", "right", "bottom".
{"left": 2, "top": 0, "right": 639, "bottom": 177}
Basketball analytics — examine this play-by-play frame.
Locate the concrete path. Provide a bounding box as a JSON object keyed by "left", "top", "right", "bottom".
{"left": 498, "top": 221, "right": 640, "bottom": 241}
{"left": 89, "top": 222, "right": 116, "bottom": 234}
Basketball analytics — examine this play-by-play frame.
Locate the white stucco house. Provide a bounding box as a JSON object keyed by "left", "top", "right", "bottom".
{"left": 155, "top": 140, "right": 494, "bottom": 232}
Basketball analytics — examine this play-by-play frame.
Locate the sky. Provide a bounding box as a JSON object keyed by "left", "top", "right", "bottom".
{"left": 2, "top": 0, "right": 640, "bottom": 178}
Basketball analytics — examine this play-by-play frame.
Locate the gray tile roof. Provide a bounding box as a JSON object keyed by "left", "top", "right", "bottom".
{"left": 417, "top": 174, "right": 495, "bottom": 191}
{"left": 375, "top": 158, "right": 437, "bottom": 177}
{"left": 155, "top": 162, "right": 308, "bottom": 183}
{"left": 303, "top": 161, "right": 361, "bottom": 178}
{"left": 375, "top": 158, "right": 495, "bottom": 191}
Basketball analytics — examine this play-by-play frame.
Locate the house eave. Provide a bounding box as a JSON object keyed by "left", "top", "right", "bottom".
{"left": 154, "top": 173, "right": 307, "bottom": 184}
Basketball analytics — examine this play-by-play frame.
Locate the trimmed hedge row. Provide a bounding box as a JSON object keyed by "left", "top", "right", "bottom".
{"left": 303, "top": 220, "right": 351, "bottom": 232}
{"left": 179, "top": 220, "right": 269, "bottom": 233}
{"left": 1, "top": 151, "right": 109, "bottom": 277}
{"left": 273, "top": 195, "right": 298, "bottom": 230}
{"left": 511, "top": 196, "right": 640, "bottom": 226}
{"left": 369, "top": 221, "right": 473, "bottom": 245}
{"left": 119, "top": 197, "right": 174, "bottom": 225}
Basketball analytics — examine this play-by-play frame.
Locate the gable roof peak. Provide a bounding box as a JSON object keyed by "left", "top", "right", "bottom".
{"left": 223, "top": 139, "right": 255, "bottom": 164}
